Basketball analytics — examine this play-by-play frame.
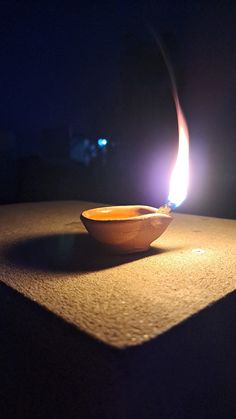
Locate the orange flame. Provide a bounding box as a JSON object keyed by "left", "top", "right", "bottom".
{"left": 168, "top": 96, "right": 189, "bottom": 207}
{"left": 147, "top": 29, "right": 190, "bottom": 207}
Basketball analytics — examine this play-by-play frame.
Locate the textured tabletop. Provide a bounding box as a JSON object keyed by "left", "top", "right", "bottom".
{"left": 0, "top": 201, "right": 235, "bottom": 348}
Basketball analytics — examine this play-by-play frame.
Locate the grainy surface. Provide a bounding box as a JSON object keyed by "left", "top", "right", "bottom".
{"left": 0, "top": 201, "right": 235, "bottom": 348}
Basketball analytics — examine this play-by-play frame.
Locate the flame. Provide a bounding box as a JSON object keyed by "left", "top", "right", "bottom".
{"left": 168, "top": 97, "right": 189, "bottom": 208}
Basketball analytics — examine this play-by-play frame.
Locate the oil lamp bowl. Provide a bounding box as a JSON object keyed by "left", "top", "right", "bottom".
{"left": 81, "top": 205, "right": 172, "bottom": 254}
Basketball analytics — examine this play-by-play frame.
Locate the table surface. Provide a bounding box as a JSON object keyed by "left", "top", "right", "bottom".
{"left": 0, "top": 201, "right": 236, "bottom": 348}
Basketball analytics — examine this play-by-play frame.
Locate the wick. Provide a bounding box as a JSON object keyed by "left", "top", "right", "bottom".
{"left": 167, "top": 201, "right": 176, "bottom": 210}
{"left": 157, "top": 201, "right": 176, "bottom": 215}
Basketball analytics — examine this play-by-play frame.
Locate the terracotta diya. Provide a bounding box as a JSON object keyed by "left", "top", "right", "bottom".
{"left": 81, "top": 49, "right": 190, "bottom": 254}
{"left": 81, "top": 205, "right": 172, "bottom": 254}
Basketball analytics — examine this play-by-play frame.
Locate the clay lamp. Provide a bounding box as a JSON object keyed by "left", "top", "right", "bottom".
{"left": 81, "top": 204, "right": 172, "bottom": 254}
{"left": 81, "top": 96, "right": 189, "bottom": 254}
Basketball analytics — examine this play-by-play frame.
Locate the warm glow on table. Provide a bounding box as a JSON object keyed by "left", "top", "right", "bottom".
{"left": 0, "top": 201, "right": 235, "bottom": 348}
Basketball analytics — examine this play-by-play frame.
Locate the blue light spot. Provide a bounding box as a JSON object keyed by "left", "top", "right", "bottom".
{"left": 97, "top": 138, "right": 108, "bottom": 148}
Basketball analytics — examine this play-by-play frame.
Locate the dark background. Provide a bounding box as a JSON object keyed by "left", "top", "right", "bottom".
{"left": 0, "top": 0, "right": 235, "bottom": 218}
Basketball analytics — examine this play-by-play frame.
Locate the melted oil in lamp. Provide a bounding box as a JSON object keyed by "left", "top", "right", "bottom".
{"left": 81, "top": 94, "right": 189, "bottom": 254}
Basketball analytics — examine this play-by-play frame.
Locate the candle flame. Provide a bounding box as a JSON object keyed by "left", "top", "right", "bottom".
{"left": 168, "top": 97, "right": 189, "bottom": 208}
{"left": 146, "top": 28, "right": 190, "bottom": 208}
